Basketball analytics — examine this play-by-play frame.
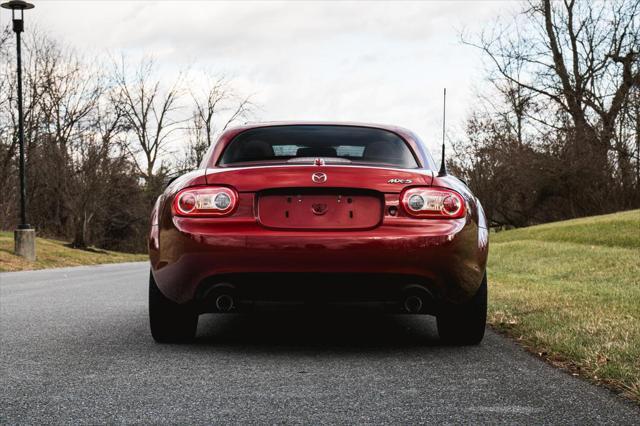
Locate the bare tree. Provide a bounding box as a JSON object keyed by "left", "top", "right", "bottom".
{"left": 0, "top": 27, "right": 201, "bottom": 252}
{"left": 112, "top": 56, "right": 185, "bottom": 182}
{"left": 464, "top": 0, "right": 639, "bottom": 157}
{"left": 0, "top": 26, "right": 49, "bottom": 226}
{"left": 36, "top": 40, "right": 104, "bottom": 239}
{"left": 182, "top": 74, "right": 254, "bottom": 170}
{"left": 68, "top": 96, "right": 127, "bottom": 248}
{"left": 458, "top": 0, "right": 640, "bottom": 223}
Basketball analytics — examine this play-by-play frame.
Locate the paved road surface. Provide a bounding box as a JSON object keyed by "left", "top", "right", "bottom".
{"left": 1, "top": 263, "right": 638, "bottom": 424}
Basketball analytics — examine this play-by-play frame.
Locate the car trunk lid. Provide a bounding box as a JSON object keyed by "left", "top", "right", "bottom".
{"left": 205, "top": 165, "right": 432, "bottom": 230}
{"left": 205, "top": 165, "right": 432, "bottom": 193}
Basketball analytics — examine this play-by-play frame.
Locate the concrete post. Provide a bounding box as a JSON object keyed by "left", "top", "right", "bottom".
{"left": 14, "top": 228, "right": 36, "bottom": 261}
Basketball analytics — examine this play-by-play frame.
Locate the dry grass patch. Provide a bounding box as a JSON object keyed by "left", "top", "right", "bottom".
{"left": 0, "top": 231, "right": 146, "bottom": 272}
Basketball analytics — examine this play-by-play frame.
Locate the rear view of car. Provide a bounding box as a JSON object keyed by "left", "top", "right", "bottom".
{"left": 148, "top": 123, "right": 489, "bottom": 344}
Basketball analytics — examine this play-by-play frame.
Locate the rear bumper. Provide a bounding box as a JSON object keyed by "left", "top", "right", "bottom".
{"left": 150, "top": 217, "right": 488, "bottom": 305}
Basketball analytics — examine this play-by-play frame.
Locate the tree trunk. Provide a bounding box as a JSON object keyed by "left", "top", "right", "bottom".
{"left": 71, "top": 211, "right": 93, "bottom": 249}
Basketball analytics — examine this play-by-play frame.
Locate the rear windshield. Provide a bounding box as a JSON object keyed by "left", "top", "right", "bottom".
{"left": 218, "top": 125, "right": 419, "bottom": 169}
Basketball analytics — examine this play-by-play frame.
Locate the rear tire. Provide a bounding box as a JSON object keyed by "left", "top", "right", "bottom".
{"left": 437, "top": 273, "right": 487, "bottom": 345}
{"left": 149, "top": 272, "right": 198, "bottom": 343}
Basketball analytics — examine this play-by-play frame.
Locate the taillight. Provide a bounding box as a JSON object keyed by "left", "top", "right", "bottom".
{"left": 172, "top": 187, "right": 238, "bottom": 217}
{"left": 401, "top": 187, "right": 466, "bottom": 218}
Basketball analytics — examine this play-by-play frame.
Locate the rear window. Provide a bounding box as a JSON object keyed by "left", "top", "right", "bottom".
{"left": 218, "top": 125, "right": 419, "bottom": 169}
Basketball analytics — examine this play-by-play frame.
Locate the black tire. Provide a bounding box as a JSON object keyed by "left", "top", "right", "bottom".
{"left": 149, "top": 272, "right": 198, "bottom": 343}
{"left": 437, "top": 273, "right": 487, "bottom": 345}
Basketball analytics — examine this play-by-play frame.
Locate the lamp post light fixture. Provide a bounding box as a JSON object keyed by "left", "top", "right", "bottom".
{"left": 2, "top": 0, "right": 36, "bottom": 261}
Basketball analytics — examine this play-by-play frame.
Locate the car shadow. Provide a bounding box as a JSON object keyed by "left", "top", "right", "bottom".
{"left": 193, "top": 310, "right": 444, "bottom": 351}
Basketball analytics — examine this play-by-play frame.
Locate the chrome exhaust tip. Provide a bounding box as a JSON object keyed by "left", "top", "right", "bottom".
{"left": 404, "top": 295, "right": 423, "bottom": 314}
{"left": 401, "top": 284, "right": 433, "bottom": 314}
{"left": 215, "top": 294, "right": 234, "bottom": 312}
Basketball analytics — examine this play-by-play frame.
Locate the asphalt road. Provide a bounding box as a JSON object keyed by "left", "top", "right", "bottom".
{"left": 1, "top": 263, "right": 638, "bottom": 424}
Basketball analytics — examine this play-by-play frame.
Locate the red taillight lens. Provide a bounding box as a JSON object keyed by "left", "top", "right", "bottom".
{"left": 172, "top": 187, "right": 238, "bottom": 217}
{"left": 401, "top": 187, "right": 466, "bottom": 218}
{"left": 178, "top": 193, "right": 196, "bottom": 213}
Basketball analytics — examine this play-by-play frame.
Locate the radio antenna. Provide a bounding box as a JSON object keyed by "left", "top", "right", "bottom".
{"left": 438, "top": 88, "right": 448, "bottom": 177}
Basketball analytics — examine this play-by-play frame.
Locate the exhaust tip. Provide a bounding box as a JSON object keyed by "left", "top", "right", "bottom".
{"left": 401, "top": 284, "right": 432, "bottom": 314}
{"left": 215, "top": 294, "right": 234, "bottom": 312}
{"left": 404, "top": 295, "right": 423, "bottom": 314}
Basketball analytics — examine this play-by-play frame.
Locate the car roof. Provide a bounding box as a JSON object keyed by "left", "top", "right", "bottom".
{"left": 203, "top": 121, "right": 435, "bottom": 170}
{"left": 228, "top": 120, "right": 414, "bottom": 135}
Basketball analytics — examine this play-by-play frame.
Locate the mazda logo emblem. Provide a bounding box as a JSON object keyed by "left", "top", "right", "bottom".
{"left": 312, "top": 172, "right": 327, "bottom": 183}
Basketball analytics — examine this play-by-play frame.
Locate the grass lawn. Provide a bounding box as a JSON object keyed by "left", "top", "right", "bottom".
{"left": 0, "top": 231, "right": 146, "bottom": 272}
{"left": 488, "top": 209, "right": 640, "bottom": 402}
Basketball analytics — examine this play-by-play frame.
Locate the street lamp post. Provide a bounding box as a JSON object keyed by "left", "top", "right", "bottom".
{"left": 2, "top": 0, "right": 36, "bottom": 261}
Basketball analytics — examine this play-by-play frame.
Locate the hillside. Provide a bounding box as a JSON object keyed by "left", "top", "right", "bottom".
{"left": 488, "top": 209, "right": 640, "bottom": 401}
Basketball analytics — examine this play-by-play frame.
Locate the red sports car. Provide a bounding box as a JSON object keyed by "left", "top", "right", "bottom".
{"left": 148, "top": 122, "right": 489, "bottom": 344}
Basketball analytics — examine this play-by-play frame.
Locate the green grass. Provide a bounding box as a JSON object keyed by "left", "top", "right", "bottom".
{"left": 488, "top": 209, "right": 640, "bottom": 402}
{"left": 0, "top": 231, "right": 146, "bottom": 272}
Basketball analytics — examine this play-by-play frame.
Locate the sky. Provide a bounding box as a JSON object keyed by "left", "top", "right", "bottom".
{"left": 1, "top": 0, "right": 519, "bottom": 155}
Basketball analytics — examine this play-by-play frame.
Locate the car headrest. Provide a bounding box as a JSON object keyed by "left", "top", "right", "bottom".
{"left": 296, "top": 147, "right": 337, "bottom": 157}
{"left": 238, "top": 139, "right": 274, "bottom": 161}
{"left": 363, "top": 141, "right": 400, "bottom": 162}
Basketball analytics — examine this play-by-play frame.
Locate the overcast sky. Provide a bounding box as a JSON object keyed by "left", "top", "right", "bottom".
{"left": 2, "top": 0, "right": 519, "bottom": 155}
